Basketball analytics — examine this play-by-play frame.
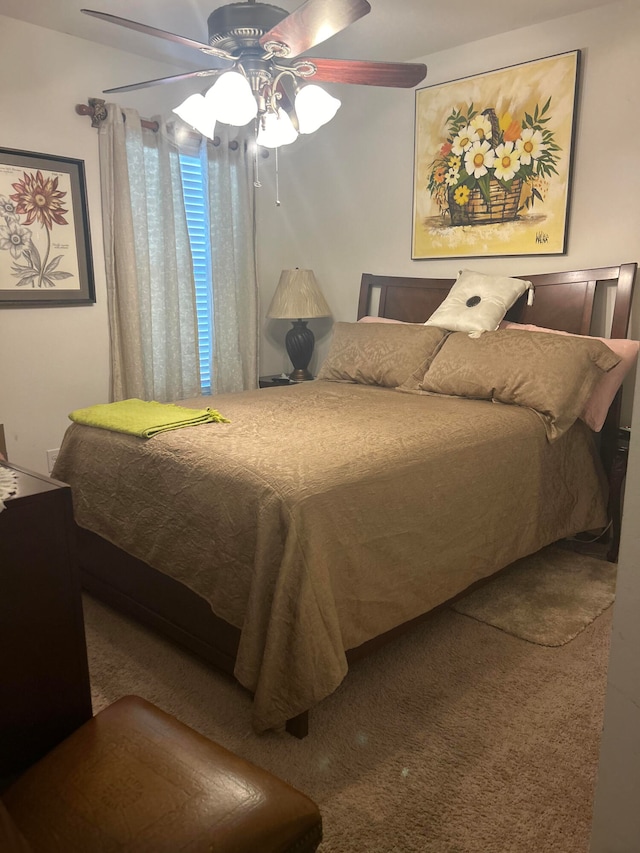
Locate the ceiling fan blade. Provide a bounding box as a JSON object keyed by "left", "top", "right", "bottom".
{"left": 81, "top": 9, "right": 234, "bottom": 61}
{"left": 260, "top": 0, "right": 371, "bottom": 58}
{"left": 295, "top": 57, "right": 427, "bottom": 88}
{"left": 102, "top": 70, "right": 221, "bottom": 95}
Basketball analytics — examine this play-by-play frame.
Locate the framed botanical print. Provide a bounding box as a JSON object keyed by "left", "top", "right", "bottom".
{"left": 0, "top": 147, "right": 95, "bottom": 306}
{"left": 411, "top": 50, "right": 580, "bottom": 259}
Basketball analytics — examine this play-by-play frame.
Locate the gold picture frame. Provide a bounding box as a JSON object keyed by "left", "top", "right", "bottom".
{"left": 0, "top": 147, "right": 95, "bottom": 306}
{"left": 411, "top": 50, "right": 580, "bottom": 259}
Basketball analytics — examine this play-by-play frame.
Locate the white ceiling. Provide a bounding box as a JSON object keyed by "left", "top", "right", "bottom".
{"left": 0, "top": 0, "right": 621, "bottom": 72}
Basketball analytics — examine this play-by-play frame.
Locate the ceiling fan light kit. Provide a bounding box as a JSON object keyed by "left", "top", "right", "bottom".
{"left": 82, "top": 0, "right": 427, "bottom": 150}
{"left": 172, "top": 71, "right": 341, "bottom": 148}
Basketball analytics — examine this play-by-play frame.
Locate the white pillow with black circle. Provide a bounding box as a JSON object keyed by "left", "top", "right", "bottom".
{"left": 424, "top": 269, "right": 531, "bottom": 334}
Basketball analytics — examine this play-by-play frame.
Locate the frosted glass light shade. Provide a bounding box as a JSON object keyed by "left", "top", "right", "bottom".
{"left": 204, "top": 72, "right": 257, "bottom": 126}
{"left": 257, "top": 108, "right": 299, "bottom": 148}
{"left": 294, "top": 85, "right": 341, "bottom": 134}
{"left": 173, "top": 94, "right": 216, "bottom": 139}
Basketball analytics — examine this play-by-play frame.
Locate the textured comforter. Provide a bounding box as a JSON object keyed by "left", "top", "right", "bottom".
{"left": 53, "top": 381, "right": 608, "bottom": 730}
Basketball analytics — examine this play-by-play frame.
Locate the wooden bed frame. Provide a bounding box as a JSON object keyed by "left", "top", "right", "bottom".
{"left": 77, "top": 264, "right": 637, "bottom": 738}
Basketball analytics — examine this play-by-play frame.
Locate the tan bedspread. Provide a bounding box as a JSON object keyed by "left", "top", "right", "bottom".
{"left": 53, "top": 381, "right": 608, "bottom": 731}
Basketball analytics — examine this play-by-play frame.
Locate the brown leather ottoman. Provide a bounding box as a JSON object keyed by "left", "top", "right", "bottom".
{"left": 2, "top": 695, "right": 322, "bottom": 852}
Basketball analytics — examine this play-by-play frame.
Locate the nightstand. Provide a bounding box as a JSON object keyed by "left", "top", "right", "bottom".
{"left": 259, "top": 374, "right": 297, "bottom": 388}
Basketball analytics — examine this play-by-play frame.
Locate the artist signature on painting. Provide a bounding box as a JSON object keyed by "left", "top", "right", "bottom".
{"left": 536, "top": 231, "right": 549, "bottom": 244}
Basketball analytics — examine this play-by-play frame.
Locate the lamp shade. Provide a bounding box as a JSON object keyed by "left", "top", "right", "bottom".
{"left": 267, "top": 269, "right": 332, "bottom": 320}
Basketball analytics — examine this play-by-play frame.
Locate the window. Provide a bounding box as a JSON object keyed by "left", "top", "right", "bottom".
{"left": 179, "top": 153, "right": 213, "bottom": 395}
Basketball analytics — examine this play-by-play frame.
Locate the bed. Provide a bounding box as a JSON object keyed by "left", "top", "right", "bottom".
{"left": 53, "top": 264, "right": 637, "bottom": 737}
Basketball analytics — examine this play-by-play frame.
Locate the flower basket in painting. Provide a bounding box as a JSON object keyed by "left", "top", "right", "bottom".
{"left": 448, "top": 177, "right": 523, "bottom": 226}
{"left": 426, "top": 101, "right": 560, "bottom": 228}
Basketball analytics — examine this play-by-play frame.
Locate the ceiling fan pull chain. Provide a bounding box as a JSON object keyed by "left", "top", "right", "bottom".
{"left": 275, "top": 146, "right": 281, "bottom": 207}
{"left": 253, "top": 150, "right": 262, "bottom": 188}
{"left": 253, "top": 122, "right": 262, "bottom": 189}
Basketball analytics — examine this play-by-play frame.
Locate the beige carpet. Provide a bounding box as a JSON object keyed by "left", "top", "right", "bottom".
{"left": 83, "top": 551, "right": 613, "bottom": 853}
{"left": 452, "top": 545, "right": 617, "bottom": 646}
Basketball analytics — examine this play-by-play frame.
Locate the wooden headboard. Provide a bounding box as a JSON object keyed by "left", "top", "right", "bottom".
{"left": 358, "top": 264, "right": 636, "bottom": 337}
{"left": 357, "top": 263, "right": 637, "bottom": 481}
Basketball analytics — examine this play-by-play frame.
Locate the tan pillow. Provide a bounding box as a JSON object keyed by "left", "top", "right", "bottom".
{"left": 317, "top": 322, "right": 448, "bottom": 388}
{"left": 499, "top": 321, "right": 640, "bottom": 431}
{"left": 403, "top": 329, "right": 620, "bottom": 440}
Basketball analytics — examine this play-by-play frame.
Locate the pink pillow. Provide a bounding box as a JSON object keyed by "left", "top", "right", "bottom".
{"left": 500, "top": 321, "right": 639, "bottom": 431}
{"left": 358, "top": 315, "right": 412, "bottom": 324}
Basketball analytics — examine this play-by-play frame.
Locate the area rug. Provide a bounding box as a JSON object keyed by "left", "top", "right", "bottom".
{"left": 452, "top": 545, "right": 617, "bottom": 646}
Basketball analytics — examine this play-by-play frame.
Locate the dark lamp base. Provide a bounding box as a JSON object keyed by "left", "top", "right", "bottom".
{"left": 289, "top": 367, "right": 314, "bottom": 382}
{"left": 285, "top": 320, "right": 315, "bottom": 382}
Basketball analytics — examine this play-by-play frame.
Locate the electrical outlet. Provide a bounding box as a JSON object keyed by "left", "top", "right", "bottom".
{"left": 46, "top": 448, "right": 60, "bottom": 474}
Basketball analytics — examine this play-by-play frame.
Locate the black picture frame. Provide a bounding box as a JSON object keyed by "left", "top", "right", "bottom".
{"left": 0, "top": 147, "right": 95, "bottom": 306}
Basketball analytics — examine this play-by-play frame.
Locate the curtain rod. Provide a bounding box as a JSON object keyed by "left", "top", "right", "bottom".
{"left": 75, "top": 98, "right": 264, "bottom": 153}
{"left": 76, "top": 98, "right": 159, "bottom": 131}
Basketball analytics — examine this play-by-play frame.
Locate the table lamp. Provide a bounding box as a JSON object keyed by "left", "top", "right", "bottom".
{"left": 267, "top": 269, "right": 332, "bottom": 381}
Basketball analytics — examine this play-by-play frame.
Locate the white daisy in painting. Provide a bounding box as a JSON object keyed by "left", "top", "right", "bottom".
{"left": 515, "top": 128, "right": 546, "bottom": 165}
{"left": 451, "top": 125, "right": 479, "bottom": 156}
{"left": 493, "top": 141, "right": 521, "bottom": 181}
{"left": 445, "top": 168, "right": 460, "bottom": 187}
{"left": 470, "top": 113, "right": 493, "bottom": 141}
{"left": 464, "top": 140, "right": 496, "bottom": 179}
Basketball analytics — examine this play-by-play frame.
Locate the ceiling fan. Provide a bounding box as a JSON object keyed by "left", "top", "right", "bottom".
{"left": 82, "top": 0, "right": 427, "bottom": 146}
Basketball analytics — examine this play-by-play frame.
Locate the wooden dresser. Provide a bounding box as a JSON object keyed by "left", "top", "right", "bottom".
{"left": 0, "top": 462, "right": 92, "bottom": 786}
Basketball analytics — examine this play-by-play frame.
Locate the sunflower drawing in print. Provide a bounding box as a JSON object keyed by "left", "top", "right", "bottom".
{"left": 412, "top": 51, "right": 579, "bottom": 259}
{"left": 0, "top": 168, "right": 79, "bottom": 289}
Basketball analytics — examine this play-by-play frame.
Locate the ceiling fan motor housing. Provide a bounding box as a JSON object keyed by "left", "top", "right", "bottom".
{"left": 207, "top": 2, "right": 289, "bottom": 54}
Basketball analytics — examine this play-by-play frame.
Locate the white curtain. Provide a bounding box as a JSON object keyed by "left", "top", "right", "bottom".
{"left": 98, "top": 105, "right": 201, "bottom": 402}
{"left": 205, "top": 125, "right": 259, "bottom": 393}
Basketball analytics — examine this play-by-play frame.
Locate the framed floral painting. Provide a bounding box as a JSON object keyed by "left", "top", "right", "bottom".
{"left": 0, "top": 147, "right": 95, "bottom": 306}
{"left": 411, "top": 50, "right": 580, "bottom": 259}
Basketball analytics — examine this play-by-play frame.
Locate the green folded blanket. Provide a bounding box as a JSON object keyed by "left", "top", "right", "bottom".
{"left": 69, "top": 398, "right": 229, "bottom": 438}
